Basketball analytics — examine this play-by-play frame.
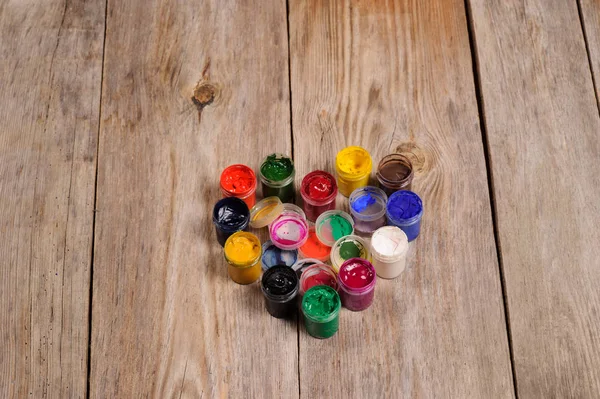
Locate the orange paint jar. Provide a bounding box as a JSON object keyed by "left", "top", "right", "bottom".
{"left": 220, "top": 164, "right": 257, "bottom": 208}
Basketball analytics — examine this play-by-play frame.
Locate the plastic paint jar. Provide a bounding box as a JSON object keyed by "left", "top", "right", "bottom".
{"left": 249, "top": 196, "right": 284, "bottom": 228}
{"left": 300, "top": 170, "right": 337, "bottom": 221}
{"left": 220, "top": 164, "right": 257, "bottom": 208}
{"left": 335, "top": 146, "right": 372, "bottom": 197}
{"left": 315, "top": 210, "right": 354, "bottom": 247}
{"left": 299, "top": 263, "right": 338, "bottom": 295}
{"left": 212, "top": 197, "right": 250, "bottom": 247}
{"left": 386, "top": 190, "right": 423, "bottom": 241}
{"left": 349, "top": 186, "right": 388, "bottom": 234}
{"left": 371, "top": 226, "right": 409, "bottom": 279}
{"left": 376, "top": 154, "right": 414, "bottom": 195}
{"left": 223, "top": 231, "right": 262, "bottom": 284}
{"left": 261, "top": 240, "right": 298, "bottom": 271}
{"left": 330, "top": 235, "right": 371, "bottom": 273}
{"left": 298, "top": 227, "right": 331, "bottom": 262}
{"left": 261, "top": 265, "right": 299, "bottom": 319}
{"left": 282, "top": 203, "right": 307, "bottom": 221}
{"left": 259, "top": 153, "right": 295, "bottom": 203}
{"left": 302, "top": 285, "right": 341, "bottom": 339}
{"left": 292, "top": 258, "right": 322, "bottom": 279}
{"left": 269, "top": 211, "right": 309, "bottom": 250}
{"left": 337, "top": 258, "right": 376, "bottom": 311}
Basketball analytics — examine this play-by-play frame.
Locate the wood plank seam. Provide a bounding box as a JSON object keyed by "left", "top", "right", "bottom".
{"left": 576, "top": 0, "right": 600, "bottom": 116}
{"left": 463, "top": 1, "right": 519, "bottom": 397}
{"left": 86, "top": 0, "right": 109, "bottom": 397}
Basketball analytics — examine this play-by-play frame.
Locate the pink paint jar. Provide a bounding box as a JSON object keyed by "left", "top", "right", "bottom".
{"left": 300, "top": 170, "right": 338, "bottom": 222}
{"left": 269, "top": 211, "right": 309, "bottom": 250}
{"left": 337, "top": 258, "right": 376, "bottom": 311}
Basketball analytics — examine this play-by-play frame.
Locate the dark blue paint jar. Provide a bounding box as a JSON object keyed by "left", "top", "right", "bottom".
{"left": 213, "top": 197, "right": 250, "bottom": 247}
{"left": 386, "top": 190, "right": 423, "bottom": 241}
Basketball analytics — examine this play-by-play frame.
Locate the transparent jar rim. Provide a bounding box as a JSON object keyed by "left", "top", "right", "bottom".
{"left": 300, "top": 170, "right": 338, "bottom": 205}
{"left": 220, "top": 164, "right": 257, "bottom": 197}
{"left": 348, "top": 186, "right": 388, "bottom": 222}
{"left": 301, "top": 286, "right": 341, "bottom": 323}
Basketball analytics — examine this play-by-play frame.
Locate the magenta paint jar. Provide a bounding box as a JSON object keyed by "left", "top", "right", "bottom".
{"left": 337, "top": 258, "right": 376, "bottom": 311}
{"left": 269, "top": 211, "right": 309, "bottom": 250}
{"left": 300, "top": 170, "right": 338, "bottom": 222}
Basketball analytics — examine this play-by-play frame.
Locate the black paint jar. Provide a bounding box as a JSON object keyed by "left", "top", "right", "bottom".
{"left": 261, "top": 265, "right": 299, "bottom": 319}
{"left": 212, "top": 197, "right": 250, "bottom": 247}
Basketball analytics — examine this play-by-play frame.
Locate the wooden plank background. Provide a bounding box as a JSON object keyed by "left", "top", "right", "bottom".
{"left": 468, "top": 0, "right": 600, "bottom": 396}
{"left": 0, "top": 0, "right": 104, "bottom": 397}
{"left": 2, "top": 0, "right": 600, "bottom": 397}
{"left": 289, "top": 0, "right": 513, "bottom": 397}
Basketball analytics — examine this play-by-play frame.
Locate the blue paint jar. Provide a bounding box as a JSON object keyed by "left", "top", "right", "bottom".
{"left": 212, "top": 197, "right": 250, "bottom": 247}
{"left": 386, "top": 190, "right": 423, "bottom": 241}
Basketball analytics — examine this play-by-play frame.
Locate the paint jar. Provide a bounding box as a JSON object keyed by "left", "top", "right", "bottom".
{"left": 292, "top": 258, "right": 323, "bottom": 279}
{"left": 371, "top": 226, "right": 409, "bottom": 279}
{"left": 302, "top": 285, "right": 341, "bottom": 339}
{"left": 259, "top": 153, "right": 295, "bottom": 203}
{"left": 386, "top": 190, "right": 423, "bottom": 241}
{"left": 282, "top": 203, "right": 306, "bottom": 221}
{"left": 349, "top": 186, "right": 388, "bottom": 234}
{"left": 261, "top": 240, "right": 298, "bottom": 271}
{"left": 300, "top": 170, "right": 337, "bottom": 221}
{"left": 269, "top": 211, "right": 309, "bottom": 250}
{"left": 249, "top": 196, "right": 284, "bottom": 228}
{"left": 261, "top": 265, "right": 299, "bottom": 319}
{"left": 376, "top": 154, "right": 414, "bottom": 195}
{"left": 298, "top": 227, "right": 331, "bottom": 262}
{"left": 315, "top": 210, "right": 354, "bottom": 247}
{"left": 337, "top": 258, "right": 376, "bottom": 311}
{"left": 299, "top": 263, "right": 338, "bottom": 296}
{"left": 335, "top": 146, "right": 372, "bottom": 197}
{"left": 220, "top": 164, "right": 257, "bottom": 208}
{"left": 223, "top": 231, "right": 262, "bottom": 284}
{"left": 212, "top": 197, "right": 250, "bottom": 247}
{"left": 330, "top": 235, "right": 371, "bottom": 273}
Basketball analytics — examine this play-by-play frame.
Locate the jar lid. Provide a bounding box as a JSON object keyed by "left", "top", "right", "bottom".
{"left": 291, "top": 257, "right": 323, "bottom": 278}
{"left": 249, "top": 196, "right": 284, "bottom": 228}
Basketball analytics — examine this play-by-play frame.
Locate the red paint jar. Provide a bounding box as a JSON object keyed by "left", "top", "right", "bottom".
{"left": 220, "top": 164, "right": 257, "bottom": 208}
{"left": 300, "top": 170, "right": 337, "bottom": 222}
{"left": 337, "top": 258, "right": 376, "bottom": 311}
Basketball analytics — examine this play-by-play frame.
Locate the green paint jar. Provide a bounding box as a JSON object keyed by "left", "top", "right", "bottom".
{"left": 259, "top": 153, "right": 295, "bottom": 203}
{"left": 301, "top": 285, "right": 341, "bottom": 339}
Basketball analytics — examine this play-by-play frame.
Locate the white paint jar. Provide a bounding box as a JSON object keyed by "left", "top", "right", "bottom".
{"left": 370, "top": 226, "right": 409, "bottom": 279}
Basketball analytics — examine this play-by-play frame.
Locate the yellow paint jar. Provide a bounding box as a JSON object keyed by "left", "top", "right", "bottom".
{"left": 335, "top": 146, "right": 372, "bottom": 197}
{"left": 224, "top": 231, "right": 262, "bottom": 284}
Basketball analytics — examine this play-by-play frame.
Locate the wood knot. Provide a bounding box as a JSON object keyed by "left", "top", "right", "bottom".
{"left": 192, "top": 82, "right": 216, "bottom": 110}
{"left": 394, "top": 142, "right": 431, "bottom": 174}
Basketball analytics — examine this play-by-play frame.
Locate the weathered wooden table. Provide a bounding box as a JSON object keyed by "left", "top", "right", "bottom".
{"left": 2, "top": 0, "right": 600, "bottom": 397}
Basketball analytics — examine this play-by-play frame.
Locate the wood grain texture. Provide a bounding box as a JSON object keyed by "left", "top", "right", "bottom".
{"left": 90, "top": 0, "right": 297, "bottom": 397}
{"left": 0, "top": 0, "right": 104, "bottom": 397}
{"left": 468, "top": 0, "right": 600, "bottom": 396}
{"left": 580, "top": 0, "right": 600, "bottom": 109}
{"left": 289, "top": 1, "right": 514, "bottom": 397}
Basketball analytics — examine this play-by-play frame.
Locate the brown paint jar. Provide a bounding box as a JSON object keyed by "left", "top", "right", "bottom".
{"left": 376, "top": 154, "right": 414, "bottom": 195}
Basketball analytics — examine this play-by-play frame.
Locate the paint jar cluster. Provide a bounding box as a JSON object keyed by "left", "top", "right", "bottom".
{"left": 212, "top": 146, "right": 426, "bottom": 339}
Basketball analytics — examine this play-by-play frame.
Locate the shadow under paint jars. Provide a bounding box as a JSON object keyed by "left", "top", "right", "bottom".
{"left": 259, "top": 154, "right": 295, "bottom": 203}
{"left": 376, "top": 153, "right": 414, "bottom": 196}
{"left": 337, "top": 258, "right": 376, "bottom": 311}
{"left": 261, "top": 265, "right": 299, "bottom": 319}
{"left": 212, "top": 197, "right": 250, "bottom": 247}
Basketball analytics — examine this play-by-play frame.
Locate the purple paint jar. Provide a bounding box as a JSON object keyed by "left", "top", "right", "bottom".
{"left": 337, "top": 258, "right": 376, "bottom": 311}
{"left": 349, "top": 186, "right": 388, "bottom": 234}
